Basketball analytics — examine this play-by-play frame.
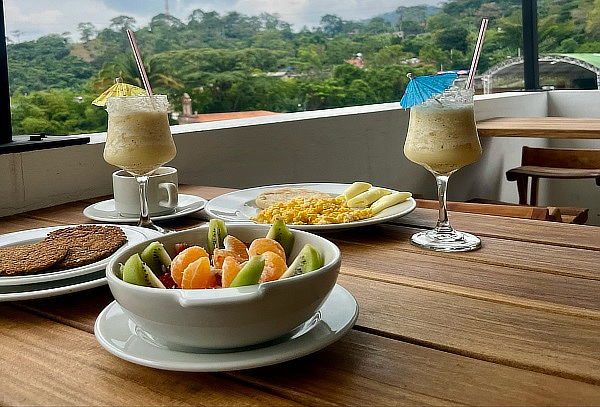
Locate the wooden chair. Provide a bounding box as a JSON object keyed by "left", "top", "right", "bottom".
{"left": 416, "top": 199, "right": 560, "bottom": 221}
{"left": 506, "top": 147, "right": 600, "bottom": 206}
{"left": 466, "top": 198, "right": 589, "bottom": 224}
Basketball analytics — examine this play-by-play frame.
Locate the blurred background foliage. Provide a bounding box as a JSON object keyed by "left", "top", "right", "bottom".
{"left": 7, "top": 0, "right": 599, "bottom": 134}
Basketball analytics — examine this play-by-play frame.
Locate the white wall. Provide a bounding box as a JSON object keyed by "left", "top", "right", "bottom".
{"left": 541, "top": 90, "right": 600, "bottom": 225}
{"left": 0, "top": 91, "right": 570, "bottom": 223}
{"left": 458, "top": 92, "right": 548, "bottom": 203}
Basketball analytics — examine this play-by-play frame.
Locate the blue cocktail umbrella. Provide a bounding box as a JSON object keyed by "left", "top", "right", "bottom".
{"left": 399, "top": 72, "right": 459, "bottom": 108}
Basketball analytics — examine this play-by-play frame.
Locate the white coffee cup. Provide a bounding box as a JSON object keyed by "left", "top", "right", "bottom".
{"left": 113, "top": 167, "right": 179, "bottom": 216}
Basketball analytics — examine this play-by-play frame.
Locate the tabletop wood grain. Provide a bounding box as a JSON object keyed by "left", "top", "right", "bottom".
{"left": 476, "top": 117, "right": 600, "bottom": 139}
{"left": 1, "top": 184, "right": 600, "bottom": 406}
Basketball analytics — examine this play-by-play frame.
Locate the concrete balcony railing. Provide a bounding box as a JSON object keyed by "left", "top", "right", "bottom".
{"left": 1, "top": 90, "right": 599, "bottom": 224}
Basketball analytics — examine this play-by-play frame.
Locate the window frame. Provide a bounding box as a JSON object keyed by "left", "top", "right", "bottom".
{"left": 0, "top": 1, "right": 11, "bottom": 144}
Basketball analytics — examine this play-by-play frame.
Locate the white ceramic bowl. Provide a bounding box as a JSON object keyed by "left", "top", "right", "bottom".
{"left": 106, "top": 223, "right": 341, "bottom": 350}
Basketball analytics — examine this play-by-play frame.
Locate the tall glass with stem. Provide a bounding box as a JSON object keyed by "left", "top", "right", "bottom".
{"left": 403, "top": 86, "right": 482, "bottom": 252}
{"left": 104, "top": 95, "right": 176, "bottom": 233}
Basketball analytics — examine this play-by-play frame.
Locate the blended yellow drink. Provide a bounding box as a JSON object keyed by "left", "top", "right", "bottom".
{"left": 404, "top": 91, "right": 481, "bottom": 176}
{"left": 402, "top": 85, "right": 482, "bottom": 252}
{"left": 104, "top": 95, "right": 176, "bottom": 176}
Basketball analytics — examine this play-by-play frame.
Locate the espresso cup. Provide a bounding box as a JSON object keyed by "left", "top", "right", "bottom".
{"left": 113, "top": 167, "right": 179, "bottom": 216}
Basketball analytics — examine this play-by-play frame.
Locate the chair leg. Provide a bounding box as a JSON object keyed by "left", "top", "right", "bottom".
{"left": 530, "top": 177, "right": 539, "bottom": 206}
{"left": 516, "top": 176, "right": 529, "bottom": 205}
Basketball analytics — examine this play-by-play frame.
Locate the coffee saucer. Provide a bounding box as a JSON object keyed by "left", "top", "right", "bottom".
{"left": 94, "top": 284, "right": 358, "bottom": 372}
{"left": 83, "top": 194, "right": 207, "bottom": 223}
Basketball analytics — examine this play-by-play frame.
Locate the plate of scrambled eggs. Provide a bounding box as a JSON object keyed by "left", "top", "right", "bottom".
{"left": 204, "top": 183, "right": 416, "bottom": 231}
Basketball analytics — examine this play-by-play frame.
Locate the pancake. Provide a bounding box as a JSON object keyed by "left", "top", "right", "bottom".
{"left": 255, "top": 188, "right": 331, "bottom": 209}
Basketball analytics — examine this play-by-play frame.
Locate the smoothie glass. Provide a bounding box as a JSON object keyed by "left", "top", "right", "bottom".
{"left": 403, "top": 87, "right": 482, "bottom": 252}
{"left": 104, "top": 95, "right": 176, "bottom": 232}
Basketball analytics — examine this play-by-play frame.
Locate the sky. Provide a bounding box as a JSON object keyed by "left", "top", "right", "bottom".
{"left": 4, "top": 0, "right": 441, "bottom": 42}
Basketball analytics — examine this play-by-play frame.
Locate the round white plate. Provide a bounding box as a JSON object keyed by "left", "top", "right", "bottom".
{"left": 83, "top": 194, "right": 207, "bottom": 223}
{"left": 204, "top": 183, "right": 416, "bottom": 230}
{"left": 0, "top": 225, "right": 162, "bottom": 286}
{"left": 95, "top": 284, "right": 358, "bottom": 372}
{"left": 0, "top": 270, "right": 107, "bottom": 302}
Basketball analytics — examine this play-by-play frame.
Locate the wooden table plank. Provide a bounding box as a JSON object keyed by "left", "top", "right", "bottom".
{"left": 0, "top": 214, "right": 59, "bottom": 234}
{"left": 338, "top": 274, "right": 600, "bottom": 384}
{"left": 395, "top": 207, "right": 600, "bottom": 251}
{"left": 477, "top": 117, "right": 600, "bottom": 139}
{"left": 334, "top": 238, "right": 600, "bottom": 314}
{"left": 12, "top": 271, "right": 600, "bottom": 385}
{"left": 232, "top": 330, "right": 600, "bottom": 406}
{"left": 3, "top": 306, "right": 600, "bottom": 406}
{"left": 0, "top": 306, "right": 301, "bottom": 407}
{"left": 327, "top": 224, "right": 600, "bottom": 281}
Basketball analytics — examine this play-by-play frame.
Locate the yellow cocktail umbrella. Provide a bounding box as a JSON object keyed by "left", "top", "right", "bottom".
{"left": 92, "top": 78, "right": 146, "bottom": 107}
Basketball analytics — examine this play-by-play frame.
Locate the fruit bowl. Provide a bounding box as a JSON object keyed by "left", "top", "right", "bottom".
{"left": 106, "top": 223, "right": 341, "bottom": 350}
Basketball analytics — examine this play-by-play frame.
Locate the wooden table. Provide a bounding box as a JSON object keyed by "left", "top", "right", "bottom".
{"left": 2, "top": 185, "right": 600, "bottom": 405}
{"left": 477, "top": 117, "right": 600, "bottom": 139}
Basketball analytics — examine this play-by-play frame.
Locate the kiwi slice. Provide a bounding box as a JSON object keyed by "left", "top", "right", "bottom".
{"left": 280, "top": 244, "right": 324, "bottom": 279}
{"left": 140, "top": 241, "right": 172, "bottom": 275}
{"left": 266, "top": 218, "right": 295, "bottom": 258}
{"left": 207, "top": 219, "right": 228, "bottom": 254}
{"left": 229, "top": 255, "right": 265, "bottom": 287}
{"left": 116, "top": 264, "right": 124, "bottom": 280}
{"left": 122, "top": 253, "right": 165, "bottom": 288}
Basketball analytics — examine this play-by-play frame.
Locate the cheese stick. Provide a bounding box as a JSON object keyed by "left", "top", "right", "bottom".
{"left": 347, "top": 188, "right": 391, "bottom": 208}
{"left": 338, "top": 182, "right": 372, "bottom": 201}
{"left": 370, "top": 192, "right": 412, "bottom": 214}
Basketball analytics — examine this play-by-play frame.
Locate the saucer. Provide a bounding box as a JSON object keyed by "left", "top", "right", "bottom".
{"left": 83, "top": 194, "right": 207, "bottom": 223}
{"left": 94, "top": 284, "right": 358, "bottom": 372}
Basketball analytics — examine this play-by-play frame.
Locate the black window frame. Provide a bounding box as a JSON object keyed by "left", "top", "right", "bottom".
{"left": 0, "top": 0, "right": 541, "bottom": 149}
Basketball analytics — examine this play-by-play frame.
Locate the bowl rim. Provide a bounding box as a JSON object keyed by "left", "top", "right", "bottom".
{"left": 106, "top": 223, "right": 342, "bottom": 299}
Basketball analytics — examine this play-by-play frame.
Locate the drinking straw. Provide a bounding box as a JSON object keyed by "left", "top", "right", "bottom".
{"left": 466, "top": 18, "right": 489, "bottom": 89}
{"left": 126, "top": 29, "right": 154, "bottom": 97}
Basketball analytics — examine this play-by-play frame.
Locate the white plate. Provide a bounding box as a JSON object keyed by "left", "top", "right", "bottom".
{"left": 83, "top": 194, "right": 207, "bottom": 223}
{"left": 94, "top": 284, "right": 358, "bottom": 372}
{"left": 0, "top": 225, "right": 162, "bottom": 286}
{"left": 204, "top": 183, "right": 416, "bottom": 230}
{"left": 0, "top": 271, "right": 107, "bottom": 302}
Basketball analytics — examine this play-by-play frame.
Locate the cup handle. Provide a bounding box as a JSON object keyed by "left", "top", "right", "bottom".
{"left": 158, "top": 183, "right": 178, "bottom": 208}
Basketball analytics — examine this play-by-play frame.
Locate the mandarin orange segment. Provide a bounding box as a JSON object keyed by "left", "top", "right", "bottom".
{"left": 221, "top": 256, "right": 242, "bottom": 288}
{"left": 181, "top": 256, "right": 216, "bottom": 289}
{"left": 259, "top": 251, "right": 287, "bottom": 283}
{"left": 213, "top": 248, "right": 234, "bottom": 269}
{"left": 223, "top": 235, "right": 249, "bottom": 262}
{"left": 170, "top": 246, "right": 209, "bottom": 287}
{"left": 248, "top": 238, "right": 286, "bottom": 262}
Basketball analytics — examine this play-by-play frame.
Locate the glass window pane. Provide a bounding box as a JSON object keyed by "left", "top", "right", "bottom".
{"left": 5, "top": 0, "right": 532, "bottom": 135}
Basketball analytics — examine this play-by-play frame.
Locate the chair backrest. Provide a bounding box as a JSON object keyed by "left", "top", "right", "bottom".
{"left": 416, "top": 199, "right": 554, "bottom": 221}
{"left": 522, "top": 147, "right": 600, "bottom": 169}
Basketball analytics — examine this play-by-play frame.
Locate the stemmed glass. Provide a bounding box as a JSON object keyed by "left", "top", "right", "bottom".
{"left": 403, "top": 86, "right": 482, "bottom": 252}
{"left": 103, "top": 95, "right": 176, "bottom": 233}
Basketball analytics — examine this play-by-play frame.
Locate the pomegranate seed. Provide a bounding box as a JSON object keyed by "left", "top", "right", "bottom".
{"left": 174, "top": 243, "right": 190, "bottom": 255}
{"left": 159, "top": 273, "right": 178, "bottom": 289}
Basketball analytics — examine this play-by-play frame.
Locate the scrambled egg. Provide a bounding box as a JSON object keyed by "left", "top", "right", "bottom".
{"left": 251, "top": 196, "right": 373, "bottom": 225}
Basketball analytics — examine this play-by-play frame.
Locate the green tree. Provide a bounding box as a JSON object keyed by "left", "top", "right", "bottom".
{"left": 109, "top": 15, "right": 137, "bottom": 33}
{"left": 11, "top": 89, "right": 106, "bottom": 135}
{"left": 369, "top": 45, "right": 412, "bottom": 67}
{"left": 419, "top": 43, "right": 450, "bottom": 70}
{"left": 320, "top": 14, "right": 344, "bottom": 36}
{"left": 437, "top": 27, "right": 469, "bottom": 52}
{"left": 77, "top": 22, "right": 96, "bottom": 42}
